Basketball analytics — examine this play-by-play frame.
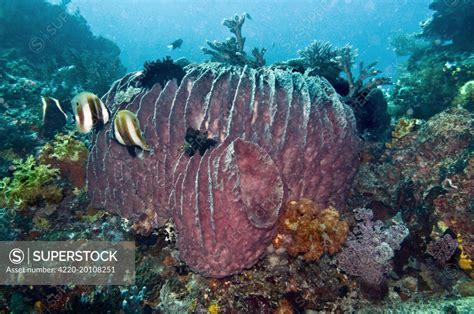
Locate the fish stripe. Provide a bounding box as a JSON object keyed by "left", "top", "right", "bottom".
{"left": 126, "top": 115, "right": 142, "bottom": 147}
{"left": 114, "top": 114, "right": 126, "bottom": 145}
{"left": 41, "top": 96, "right": 48, "bottom": 123}
{"left": 77, "top": 102, "right": 84, "bottom": 126}
{"left": 87, "top": 95, "right": 99, "bottom": 124}
{"left": 94, "top": 96, "right": 104, "bottom": 122}
{"left": 119, "top": 113, "right": 134, "bottom": 146}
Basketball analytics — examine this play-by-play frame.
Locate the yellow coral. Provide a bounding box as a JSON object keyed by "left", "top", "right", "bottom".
{"left": 385, "top": 118, "right": 421, "bottom": 148}
{"left": 276, "top": 199, "right": 348, "bottom": 262}
{"left": 458, "top": 234, "right": 473, "bottom": 271}
{"left": 208, "top": 303, "right": 220, "bottom": 314}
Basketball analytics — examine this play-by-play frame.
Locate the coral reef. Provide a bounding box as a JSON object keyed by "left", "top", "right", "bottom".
{"left": 337, "top": 208, "right": 409, "bottom": 286}
{"left": 421, "top": 0, "right": 474, "bottom": 51}
{"left": 0, "top": 156, "right": 62, "bottom": 210}
{"left": 390, "top": 51, "right": 473, "bottom": 119}
{"left": 0, "top": 0, "right": 125, "bottom": 98}
{"left": 350, "top": 107, "right": 473, "bottom": 279}
{"left": 87, "top": 63, "right": 359, "bottom": 277}
{"left": 0, "top": 0, "right": 125, "bottom": 174}
{"left": 39, "top": 133, "right": 89, "bottom": 188}
{"left": 202, "top": 13, "right": 266, "bottom": 67}
{"left": 274, "top": 198, "right": 348, "bottom": 262}
{"left": 389, "top": 0, "right": 474, "bottom": 120}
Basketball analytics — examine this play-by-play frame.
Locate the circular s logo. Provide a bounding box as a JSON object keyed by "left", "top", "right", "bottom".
{"left": 9, "top": 248, "right": 24, "bottom": 264}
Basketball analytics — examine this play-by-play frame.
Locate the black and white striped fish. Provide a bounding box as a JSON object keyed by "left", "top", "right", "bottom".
{"left": 71, "top": 92, "right": 109, "bottom": 133}
{"left": 113, "top": 110, "right": 150, "bottom": 157}
{"left": 41, "top": 96, "right": 67, "bottom": 137}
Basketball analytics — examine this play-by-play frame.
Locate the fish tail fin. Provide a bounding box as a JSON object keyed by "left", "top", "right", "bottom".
{"left": 95, "top": 120, "right": 105, "bottom": 133}
{"left": 127, "top": 146, "right": 137, "bottom": 157}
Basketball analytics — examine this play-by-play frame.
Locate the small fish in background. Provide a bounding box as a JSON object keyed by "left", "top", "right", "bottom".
{"left": 113, "top": 110, "right": 151, "bottom": 157}
{"left": 244, "top": 12, "right": 252, "bottom": 20}
{"left": 168, "top": 39, "right": 183, "bottom": 50}
{"left": 71, "top": 92, "right": 109, "bottom": 133}
{"left": 41, "top": 96, "right": 67, "bottom": 137}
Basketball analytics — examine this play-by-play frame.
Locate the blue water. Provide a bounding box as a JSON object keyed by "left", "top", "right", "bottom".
{"left": 52, "top": 0, "right": 432, "bottom": 75}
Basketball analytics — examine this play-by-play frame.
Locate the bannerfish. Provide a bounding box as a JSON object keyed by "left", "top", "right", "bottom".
{"left": 113, "top": 109, "right": 151, "bottom": 157}
{"left": 168, "top": 39, "right": 183, "bottom": 50}
{"left": 41, "top": 96, "right": 67, "bottom": 137}
{"left": 71, "top": 92, "right": 109, "bottom": 133}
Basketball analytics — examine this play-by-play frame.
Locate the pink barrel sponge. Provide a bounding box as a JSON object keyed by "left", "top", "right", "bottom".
{"left": 87, "top": 64, "right": 359, "bottom": 277}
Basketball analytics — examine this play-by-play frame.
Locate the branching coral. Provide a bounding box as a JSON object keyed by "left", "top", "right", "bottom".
{"left": 335, "top": 45, "right": 391, "bottom": 106}
{"left": 202, "top": 13, "right": 266, "bottom": 67}
{"left": 298, "top": 40, "right": 341, "bottom": 80}
{"left": 274, "top": 199, "right": 349, "bottom": 262}
{"left": 390, "top": 33, "right": 430, "bottom": 58}
{"left": 0, "top": 156, "right": 62, "bottom": 210}
{"left": 337, "top": 208, "right": 409, "bottom": 285}
{"left": 39, "top": 133, "right": 89, "bottom": 188}
{"left": 295, "top": 41, "right": 391, "bottom": 137}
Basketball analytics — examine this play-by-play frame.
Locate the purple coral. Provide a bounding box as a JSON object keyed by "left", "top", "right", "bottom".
{"left": 337, "top": 208, "right": 409, "bottom": 285}
{"left": 426, "top": 234, "right": 458, "bottom": 264}
{"left": 87, "top": 64, "right": 359, "bottom": 277}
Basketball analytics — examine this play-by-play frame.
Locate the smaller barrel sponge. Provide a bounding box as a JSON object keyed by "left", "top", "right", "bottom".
{"left": 273, "top": 198, "right": 349, "bottom": 261}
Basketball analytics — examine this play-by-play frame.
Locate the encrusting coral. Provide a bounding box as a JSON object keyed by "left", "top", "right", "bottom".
{"left": 273, "top": 198, "right": 349, "bottom": 262}
{"left": 202, "top": 13, "right": 266, "bottom": 67}
{"left": 0, "top": 156, "right": 62, "bottom": 210}
{"left": 39, "top": 133, "right": 89, "bottom": 189}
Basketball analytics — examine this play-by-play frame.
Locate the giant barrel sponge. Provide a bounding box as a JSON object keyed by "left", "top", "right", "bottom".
{"left": 87, "top": 64, "right": 360, "bottom": 277}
